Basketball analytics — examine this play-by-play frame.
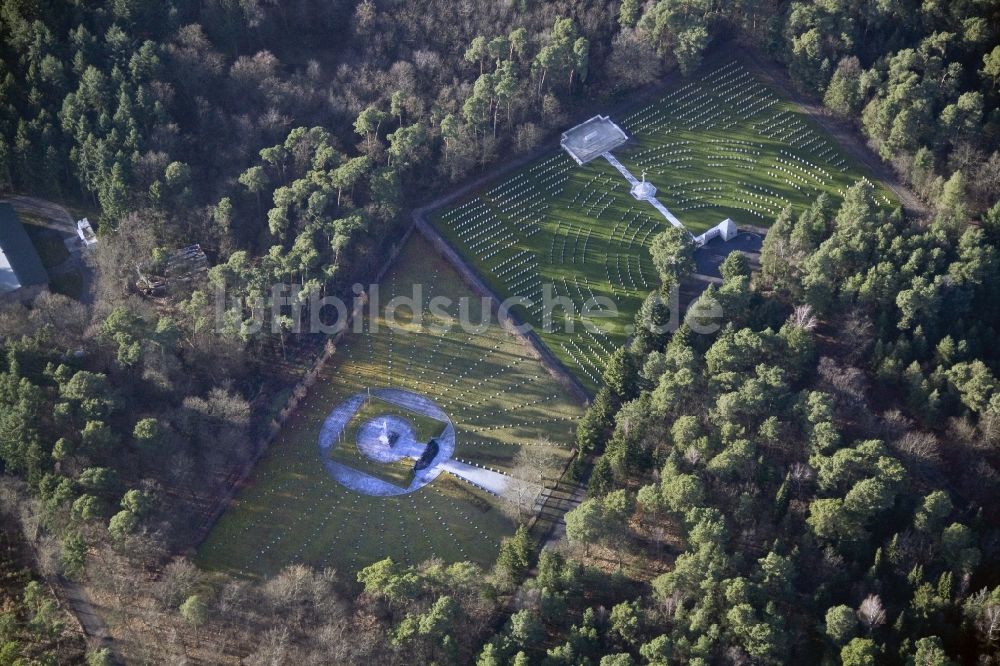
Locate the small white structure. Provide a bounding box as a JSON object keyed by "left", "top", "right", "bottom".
{"left": 718, "top": 218, "right": 738, "bottom": 241}
{"left": 76, "top": 218, "right": 97, "bottom": 247}
{"left": 630, "top": 170, "right": 657, "bottom": 200}
{"left": 694, "top": 218, "right": 739, "bottom": 246}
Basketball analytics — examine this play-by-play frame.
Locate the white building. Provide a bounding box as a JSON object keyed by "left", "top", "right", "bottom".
{"left": 77, "top": 218, "right": 97, "bottom": 247}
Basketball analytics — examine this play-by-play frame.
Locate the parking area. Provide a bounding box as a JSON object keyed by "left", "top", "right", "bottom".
{"left": 0, "top": 195, "right": 95, "bottom": 303}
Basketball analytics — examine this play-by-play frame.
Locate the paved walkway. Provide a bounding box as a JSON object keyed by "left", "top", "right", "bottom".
{"left": 647, "top": 197, "right": 685, "bottom": 229}
{"left": 602, "top": 152, "right": 687, "bottom": 231}
{"left": 440, "top": 459, "right": 521, "bottom": 496}
{"left": 603, "top": 153, "right": 640, "bottom": 187}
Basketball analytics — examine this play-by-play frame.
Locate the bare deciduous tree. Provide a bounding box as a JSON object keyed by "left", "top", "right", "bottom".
{"left": 892, "top": 430, "right": 940, "bottom": 464}
{"left": 858, "top": 594, "right": 886, "bottom": 633}
{"left": 791, "top": 304, "right": 818, "bottom": 331}
{"left": 502, "top": 476, "right": 541, "bottom": 524}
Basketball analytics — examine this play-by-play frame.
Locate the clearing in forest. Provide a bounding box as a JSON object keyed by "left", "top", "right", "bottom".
{"left": 430, "top": 58, "right": 896, "bottom": 392}
{"left": 198, "top": 234, "right": 583, "bottom": 577}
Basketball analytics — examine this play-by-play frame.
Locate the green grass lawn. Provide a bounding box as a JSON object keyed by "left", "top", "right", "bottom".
{"left": 198, "top": 234, "right": 583, "bottom": 578}
{"left": 430, "top": 57, "right": 896, "bottom": 392}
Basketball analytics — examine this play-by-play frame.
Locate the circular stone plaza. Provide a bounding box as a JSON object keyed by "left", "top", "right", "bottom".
{"left": 318, "top": 388, "right": 536, "bottom": 500}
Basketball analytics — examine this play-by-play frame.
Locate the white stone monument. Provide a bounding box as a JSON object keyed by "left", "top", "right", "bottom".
{"left": 630, "top": 169, "right": 657, "bottom": 200}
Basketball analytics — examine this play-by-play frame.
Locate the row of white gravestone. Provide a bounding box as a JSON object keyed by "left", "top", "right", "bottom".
{"left": 462, "top": 411, "right": 576, "bottom": 435}
{"left": 571, "top": 274, "right": 606, "bottom": 316}
{"left": 486, "top": 171, "right": 529, "bottom": 198}
{"left": 671, "top": 184, "right": 726, "bottom": 207}
{"left": 570, "top": 334, "right": 611, "bottom": 377}
{"left": 493, "top": 186, "right": 543, "bottom": 216}
{"left": 451, "top": 204, "right": 498, "bottom": 242}
{"left": 251, "top": 476, "right": 337, "bottom": 563}
{"left": 586, "top": 186, "right": 619, "bottom": 217}
{"left": 453, "top": 187, "right": 540, "bottom": 249}
{"left": 603, "top": 254, "right": 622, "bottom": 299}
{"left": 432, "top": 336, "right": 514, "bottom": 409}
{"left": 854, "top": 176, "right": 893, "bottom": 207}
{"left": 321, "top": 490, "right": 479, "bottom": 566}
{"left": 622, "top": 78, "right": 697, "bottom": 128}
{"left": 768, "top": 168, "right": 808, "bottom": 191}
{"left": 561, "top": 342, "right": 601, "bottom": 385}
{"left": 451, "top": 372, "right": 544, "bottom": 419}
{"left": 625, "top": 76, "right": 707, "bottom": 132}
{"left": 497, "top": 250, "right": 539, "bottom": 285}
{"left": 753, "top": 109, "right": 794, "bottom": 136}
{"left": 469, "top": 227, "right": 516, "bottom": 260}
{"left": 444, "top": 358, "right": 522, "bottom": 412}
{"left": 716, "top": 146, "right": 760, "bottom": 158}
{"left": 671, "top": 177, "right": 789, "bottom": 221}
{"left": 631, "top": 63, "right": 774, "bottom": 136}
{"left": 430, "top": 339, "right": 506, "bottom": 389}
{"left": 778, "top": 149, "right": 834, "bottom": 183}
{"left": 634, "top": 139, "right": 694, "bottom": 161}
{"left": 762, "top": 117, "right": 849, "bottom": 173}
{"left": 464, "top": 374, "right": 541, "bottom": 408}
{"left": 538, "top": 163, "right": 572, "bottom": 195}
{"left": 614, "top": 254, "right": 631, "bottom": 291}
{"left": 617, "top": 60, "right": 850, "bottom": 188}
{"left": 551, "top": 227, "right": 570, "bottom": 264}
{"left": 507, "top": 273, "right": 540, "bottom": 298}
{"left": 625, "top": 251, "right": 648, "bottom": 290}
{"left": 448, "top": 157, "right": 577, "bottom": 273}
{"left": 644, "top": 154, "right": 697, "bottom": 173}
{"left": 494, "top": 250, "right": 536, "bottom": 279}
{"left": 460, "top": 392, "right": 561, "bottom": 424}
{"left": 573, "top": 172, "right": 612, "bottom": 204}
{"left": 636, "top": 147, "right": 696, "bottom": 169}
{"left": 676, "top": 203, "right": 716, "bottom": 212}
{"left": 572, "top": 182, "right": 614, "bottom": 208}
{"left": 629, "top": 63, "right": 765, "bottom": 133}
{"left": 555, "top": 224, "right": 595, "bottom": 266}
{"left": 582, "top": 321, "right": 616, "bottom": 358}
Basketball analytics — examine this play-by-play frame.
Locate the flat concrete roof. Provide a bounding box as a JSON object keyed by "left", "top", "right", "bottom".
{"left": 560, "top": 115, "right": 628, "bottom": 165}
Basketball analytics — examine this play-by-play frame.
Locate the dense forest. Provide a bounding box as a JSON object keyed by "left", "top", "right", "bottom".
{"left": 0, "top": 0, "right": 999, "bottom": 663}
